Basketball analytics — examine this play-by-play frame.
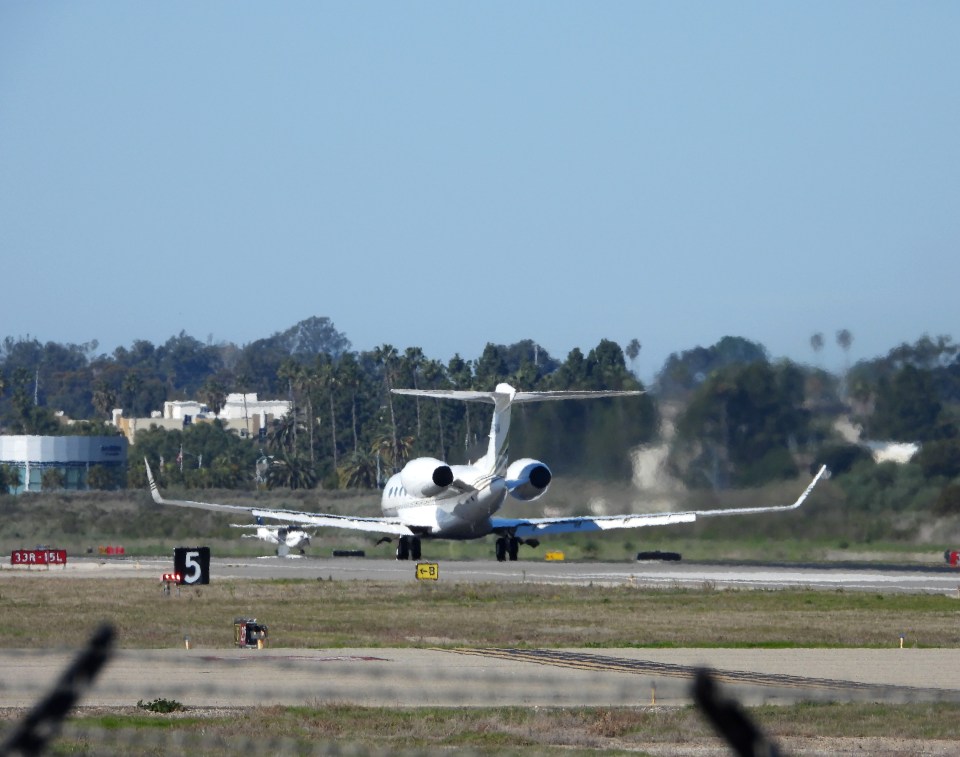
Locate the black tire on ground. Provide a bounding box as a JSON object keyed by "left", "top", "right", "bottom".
{"left": 636, "top": 551, "right": 682, "bottom": 561}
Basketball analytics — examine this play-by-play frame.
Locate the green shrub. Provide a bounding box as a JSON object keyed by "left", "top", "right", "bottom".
{"left": 136, "top": 698, "right": 183, "bottom": 713}
{"left": 815, "top": 443, "right": 873, "bottom": 476}
{"left": 935, "top": 483, "right": 960, "bottom": 515}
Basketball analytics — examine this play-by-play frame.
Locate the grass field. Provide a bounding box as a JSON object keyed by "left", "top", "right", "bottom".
{"left": 17, "top": 701, "right": 960, "bottom": 756}
{"left": 3, "top": 480, "right": 960, "bottom": 753}
{"left": 1, "top": 575, "right": 960, "bottom": 754}
{"left": 1, "top": 576, "right": 959, "bottom": 649}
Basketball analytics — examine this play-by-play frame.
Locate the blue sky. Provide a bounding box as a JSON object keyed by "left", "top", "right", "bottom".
{"left": 2, "top": 2, "right": 958, "bottom": 381}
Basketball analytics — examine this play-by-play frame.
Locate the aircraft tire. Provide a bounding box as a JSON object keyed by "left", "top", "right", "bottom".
{"left": 397, "top": 536, "right": 410, "bottom": 561}
{"left": 495, "top": 538, "right": 507, "bottom": 562}
{"left": 411, "top": 538, "right": 422, "bottom": 561}
{"left": 636, "top": 550, "right": 681, "bottom": 561}
{"left": 507, "top": 537, "right": 519, "bottom": 561}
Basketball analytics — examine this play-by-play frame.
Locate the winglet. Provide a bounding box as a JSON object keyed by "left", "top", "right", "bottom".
{"left": 795, "top": 464, "right": 830, "bottom": 508}
{"left": 694, "top": 464, "right": 829, "bottom": 519}
{"left": 780, "top": 463, "right": 829, "bottom": 511}
{"left": 144, "top": 457, "right": 164, "bottom": 505}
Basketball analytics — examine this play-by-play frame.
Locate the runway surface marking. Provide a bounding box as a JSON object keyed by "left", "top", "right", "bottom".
{"left": 197, "top": 654, "right": 389, "bottom": 663}
{"left": 444, "top": 648, "right": 955, "bottom": 698}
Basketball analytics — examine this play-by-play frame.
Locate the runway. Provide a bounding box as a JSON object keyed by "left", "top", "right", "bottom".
{"left": 7, "top": 554, "right": 960, "bottom": 595}
{"left": 2, "top": 645, "right": 959, "bottom": 711}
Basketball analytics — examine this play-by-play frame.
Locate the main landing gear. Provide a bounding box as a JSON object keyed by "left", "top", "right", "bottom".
{"left": 396, "top": 535, "right": 421, "bottom": 561}
{"left": 495, "top": 536, "right": 519, "bottom": 562}
{"left": 393, "top": 535, "right": 540, "bottom": 562}
{"left": 494, "top": 536, "right": 539, "bottom": 562}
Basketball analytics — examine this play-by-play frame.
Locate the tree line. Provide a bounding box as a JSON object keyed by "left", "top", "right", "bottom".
{"left": 1, "top": 318, "right": 959, "bottom": 515}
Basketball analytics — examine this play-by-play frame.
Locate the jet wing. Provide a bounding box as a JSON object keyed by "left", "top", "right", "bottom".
{"left": 493, "top": 465, "right": 828, "bottom": 538}
{"left": 495, "top": 511, "right": 698, "bottom": 537}
{"left": 144, "top": 459, "right": 413, "bottom": 536}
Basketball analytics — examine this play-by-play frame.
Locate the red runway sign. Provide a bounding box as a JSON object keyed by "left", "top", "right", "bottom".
{"left": 10, "top": 549, "right": 67, "bottom": 566}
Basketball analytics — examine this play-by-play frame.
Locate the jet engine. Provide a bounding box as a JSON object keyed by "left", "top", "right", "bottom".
{"left": 506, "top": 458, "right": 552, "bottom": 501}
{"left": 399, "top": 457, "right": 454, "bottom": 498}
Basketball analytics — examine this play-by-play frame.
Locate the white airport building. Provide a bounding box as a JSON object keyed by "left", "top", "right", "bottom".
{"left": 113, "top": 393, "right": 291, "bottom": 444}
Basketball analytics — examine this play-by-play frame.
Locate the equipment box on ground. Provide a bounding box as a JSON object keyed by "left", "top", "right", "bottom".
{"left": 234, "top": 617, "right": 268, "bottom": 648}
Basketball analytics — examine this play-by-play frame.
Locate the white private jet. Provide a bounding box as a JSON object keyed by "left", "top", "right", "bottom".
{"left": 145, "top": 382, "right": 828, "bottom": 561}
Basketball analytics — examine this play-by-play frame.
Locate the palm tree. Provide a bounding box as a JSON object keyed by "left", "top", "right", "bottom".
{"left": 314, "top": 360, "right": 340, "bottom": 471}
{"left": 121, "top": 371, "right": 143, "bottom": 416}
{"left": 267, "top": 412, "right": 301, "bottom": 455}
{"left": 233, "top": 371, "right": 252, "bottom": 439}
{"left": 2, "top": 465, "right": 22, "bottom": 494}
{"left": 293, "top": 363, "right": 317, "bottom": 466}
{"left": 337, "top": 353, "right": 363, "bottom": 454}
{"left": 836, "top": 329, "right": 853, "bottom": 364}
{"left": 337, "top": 449, "right": 378, "bottom": 489}
{"left": 41, "top": 468, "right": 66, "bottom": 491}
{"left": 277, "top": 360, "right": 304, "bottom": 452}
{"left": 371, "top": 433, "right": 414, "bottom": 472}
{"left": 92, "top": 381, "right": 116, "bottom": 420}
{"left": 86, "top": 465, "right": 116, "bottom": 491}
{"left": 266, "top": 452, "right": 317, "bottom": 490}
{"left": 212, "top": 448, "right": 249, "bottom": 488}
{"left": 836, "top": 329, "right": 854, "bottom": 397}
{"left": 625, "top": 338, "right": 641, "bottom": 375}
{"left": 447, "top": 353, "right": 474, "bottom": 454}
{"left": 511, "top": 361, "right": 538, "bottom": 390}
{"left": 404, "top": 346, "right": 425, "bottom": 437}
{"left": 810, "top": 333, "right": 824, "bottom": 359}
{"left": 200, "top": 378, "right": 228, "bottom": 417}
{"left": 373, "top": 344, "right": 400, "bottom": 468}
{"left": 10, "top": 367, "right": 30, "bottom": 413}
{"left": 421, "top": 359, "right": 448, "bottom": 458}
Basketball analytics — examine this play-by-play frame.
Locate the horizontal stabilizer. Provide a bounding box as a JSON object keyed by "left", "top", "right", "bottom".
{"left": 392, "top": 385, "right": 643, "bottom": 404}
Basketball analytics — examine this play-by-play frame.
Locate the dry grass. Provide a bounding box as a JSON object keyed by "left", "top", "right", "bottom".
{"left": 0, "top": 576, "right": 958, "bottom": 649}
{"left": 3, "top": 577, "right": 960, "bottom": 754}
{"left": 18, "top": 701, "right": 960, "bottom": 755}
